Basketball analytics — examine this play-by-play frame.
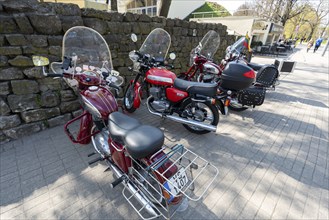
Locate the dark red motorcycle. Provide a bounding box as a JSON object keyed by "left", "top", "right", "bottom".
{"left": 32, "top": 26, "right": 218, "bottom": 219}
{"left": 123, "top": 28, "right": 219, "bottom": 134}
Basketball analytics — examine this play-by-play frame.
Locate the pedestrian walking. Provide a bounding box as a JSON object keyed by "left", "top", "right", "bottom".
{"left": 307, "top": 39, "right": 314, "bottom": 53}
{"left": 314, "top": 37, "right": 323, "bottom": 53}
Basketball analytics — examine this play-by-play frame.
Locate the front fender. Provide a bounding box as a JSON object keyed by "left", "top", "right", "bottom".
{"left": 129, "top": 80, "right": 141, "bottom": 109}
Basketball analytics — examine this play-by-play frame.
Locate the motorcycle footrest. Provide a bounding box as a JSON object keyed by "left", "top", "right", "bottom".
{"left": 110, "top": 176, "right": 125, "bottom": 188}
{"left": 88, "top": 156, "right": 103, "bottom": 165}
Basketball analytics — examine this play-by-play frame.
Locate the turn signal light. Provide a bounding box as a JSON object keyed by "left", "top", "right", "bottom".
{"left": 243, "top": 70, "right": 256, "bottom": 79}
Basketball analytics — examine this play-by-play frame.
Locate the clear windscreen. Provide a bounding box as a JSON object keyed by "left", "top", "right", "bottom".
{"left": 192, "top": 30, "right": 220, "bottom": 61}
{"left": 229, "top": 37, "right": 246, "bottom": 54}
{"left": 139, "top": 28, "right": 171, "bottom": 60}
{"left": 53, "top": 26, "right": 113, "bottom": 74}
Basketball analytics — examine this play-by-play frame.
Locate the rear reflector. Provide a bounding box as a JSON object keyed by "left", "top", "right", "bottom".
{"left": 243, "top": 70, "right": 256, "bottom": 79}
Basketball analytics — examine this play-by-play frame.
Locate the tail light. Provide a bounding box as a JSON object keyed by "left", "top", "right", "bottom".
{"left": 243, "top": 70, "right": 256, "bottom": 79}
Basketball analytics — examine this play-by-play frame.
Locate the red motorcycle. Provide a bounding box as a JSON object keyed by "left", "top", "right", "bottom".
{"left": 180, "top": 30, "right": 222, "bottom": 83}
{"left": 180, "top": 31, "right": 279, "bottom": 112}
{"left": 123, "top": 28, "right": 219, "bottom": 134}
{"left": 32, "top": 26, "right": 218, "bottom": 219}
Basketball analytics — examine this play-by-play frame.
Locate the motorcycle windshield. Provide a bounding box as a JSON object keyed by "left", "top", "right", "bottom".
{"left": 139, "top": 28, "right": 171, "bottom": 61}
{"left": 192, "top": 30, "right": 220, "bottom": 60}
{"left": 57, "top": 26, "right": 113, "bottom": 73}
{"left": 229, "top": 37, "right": 246, "bottom": 54}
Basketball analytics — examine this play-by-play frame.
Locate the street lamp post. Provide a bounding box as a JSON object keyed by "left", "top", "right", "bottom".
{"left": 321, "top": 38, "right": 329, "bottom": 56}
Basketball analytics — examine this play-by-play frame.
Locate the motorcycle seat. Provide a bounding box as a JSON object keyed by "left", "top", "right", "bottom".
{"left": 173, "top": 78, "right": 217, "bottom": 97}
{"left": 247, "top": 62, "right": 264, "bottom": 71}
{"left": 108, "top": 112, "right": 141, "bottom": 142}
{"left": 124, "top": 125, "right": 164, "bottom": 159}
{"left": 108, "top": 112, "right": 164, "bottom": 159}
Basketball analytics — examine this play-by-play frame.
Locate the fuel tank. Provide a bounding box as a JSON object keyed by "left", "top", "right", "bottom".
{"left": 80, "top": 86, "right": 118, "bottom": 120}
{"left": 203, "top": 61, "right": 220, "bottom": 75}
{"left": 145, "top": 67, "right": 177, "bottom": 87}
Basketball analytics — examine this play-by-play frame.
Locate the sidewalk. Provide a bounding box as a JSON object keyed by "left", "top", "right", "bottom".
{"left": 0, "top": 48, "right": 328, "bottom": 219}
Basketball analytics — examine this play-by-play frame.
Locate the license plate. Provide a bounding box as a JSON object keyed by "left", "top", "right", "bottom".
{"left": 163, "top": 168, "right": 188, "bottom": 197}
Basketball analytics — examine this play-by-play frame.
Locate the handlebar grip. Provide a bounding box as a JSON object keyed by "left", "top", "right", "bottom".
{"left": 135, "top": 51, "right": 143, "bottom": 57}
{"left": 166, "top": 64, "right": 174, "bottom": 69}
{"left": 108, "top": 82, "right": 120, "bottom": 90}
{"left": 47, "top": 73, "right": 63, "bottom": 77}
{"left": 62, "top": 57, "right": 72, "bottom": 70}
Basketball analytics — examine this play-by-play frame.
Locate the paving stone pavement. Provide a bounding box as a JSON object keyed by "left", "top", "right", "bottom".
{"left": 0, "top": 45, "right": 328, "bottom": 219}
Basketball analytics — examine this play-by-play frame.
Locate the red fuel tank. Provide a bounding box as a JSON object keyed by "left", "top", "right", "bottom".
{"left": 80, "top": 86, "right": 118, "bottom": 120}
{"left": 145, "top": 67, "right": 177, "bottom": 86}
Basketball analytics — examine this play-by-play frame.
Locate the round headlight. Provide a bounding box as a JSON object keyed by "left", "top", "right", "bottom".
{"left": 129, "top": 51, "right": 139, "bottom": 62}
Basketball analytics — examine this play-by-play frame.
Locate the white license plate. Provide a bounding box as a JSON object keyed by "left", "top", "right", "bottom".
{"left": 164, "top": 168, "right": 188, "bottom": 197}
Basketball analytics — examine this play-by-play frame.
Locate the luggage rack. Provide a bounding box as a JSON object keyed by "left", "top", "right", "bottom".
{"left": 121, "top": 144, "right": 219, "bottom": 219}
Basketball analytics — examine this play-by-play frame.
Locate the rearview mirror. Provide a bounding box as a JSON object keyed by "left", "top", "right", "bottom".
{"left": 32, "top": 56, "right": 49, "bottom": 66}
{"left": 169, "top": 53, "right": 176, "bottom": 60}
{"left": 131, "top": 33, "right": 137, "bottom": 42}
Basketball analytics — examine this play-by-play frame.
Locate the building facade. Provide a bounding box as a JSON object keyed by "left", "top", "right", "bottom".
{"left": 190, "top": 16, "right": 284, "bottom": 46}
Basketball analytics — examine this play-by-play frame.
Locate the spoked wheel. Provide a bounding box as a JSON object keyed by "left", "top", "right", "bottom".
{"left": 123, "top": 83, "right": 137, "bottom": 113}
{"left": 180, "top": 100, "right": 219, "bottom": 134}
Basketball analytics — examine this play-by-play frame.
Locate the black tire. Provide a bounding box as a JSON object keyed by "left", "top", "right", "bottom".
{"left": 228, "top": 103, "right": 248, "bottom": 112}
{"left": 123, "top": 83, "right": 137, "bottom": 113}
{"left": 180, "top": 100, "right": 219, "bottom": 134}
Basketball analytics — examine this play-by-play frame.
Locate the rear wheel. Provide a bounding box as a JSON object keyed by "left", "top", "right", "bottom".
{"left": 124, "top": 83, "right": 137, "bottom": 113}
{"left": 180, "top": 100, "right": 219, "bottom": 134}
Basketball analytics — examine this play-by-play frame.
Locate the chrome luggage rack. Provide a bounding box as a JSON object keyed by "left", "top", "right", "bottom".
{"left": 121, "top": 144, "right": 219, "bottom": 219}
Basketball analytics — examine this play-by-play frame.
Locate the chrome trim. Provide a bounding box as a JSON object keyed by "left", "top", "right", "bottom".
{"left": 146, "top": 96, "right": 216, "bottom": 132}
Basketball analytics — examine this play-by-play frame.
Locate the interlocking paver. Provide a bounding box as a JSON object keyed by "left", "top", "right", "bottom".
{"left": 0, "top": 46, "right": 328, "bottom": 219}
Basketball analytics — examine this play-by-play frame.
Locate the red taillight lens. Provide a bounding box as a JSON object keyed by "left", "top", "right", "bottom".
{"left": 243, "top": 70, "right": 256, "bottom": 78}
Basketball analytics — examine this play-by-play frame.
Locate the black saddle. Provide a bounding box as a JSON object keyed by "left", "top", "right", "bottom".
{"left": 108, "top": 112, "right": 164, "bottom": 159}
{"left": 173, "top": 78, "right": 217, "bottom": 97}
{"left": 247, "top": 62, "right": 264, "bottom": 71}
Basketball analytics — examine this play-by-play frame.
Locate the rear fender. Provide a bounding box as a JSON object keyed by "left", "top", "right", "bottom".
{"left": 215, "top": 99, "right": 225, "bottom": 115}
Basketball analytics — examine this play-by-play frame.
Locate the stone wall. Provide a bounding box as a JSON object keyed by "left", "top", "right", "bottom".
{"left": 0, "top": 0, "right": 235, "bottom": 143}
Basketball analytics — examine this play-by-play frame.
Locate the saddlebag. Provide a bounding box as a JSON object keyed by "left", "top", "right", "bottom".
{"left": 256, "top": 65, "right": 279, "bottom": 87}
{"left": 238, "top": 87, "right": 266, "bottom": 106}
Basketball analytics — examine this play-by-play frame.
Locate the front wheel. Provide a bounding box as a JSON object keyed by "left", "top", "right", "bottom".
{"left": 123, "top": 83, "right": 137, "bottom": 113}
{"left": 180, "top": 100, "right": 219, "bottom": 134}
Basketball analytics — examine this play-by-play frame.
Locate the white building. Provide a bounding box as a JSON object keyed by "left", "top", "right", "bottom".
{"left": 167, "top": 0, "right": 205, "bottom": 19}
{"left": 190, "top": 16, "right": 284, "bottom": 46}
{"left": 84, "top": 0, "right": 205, "bottom": 18}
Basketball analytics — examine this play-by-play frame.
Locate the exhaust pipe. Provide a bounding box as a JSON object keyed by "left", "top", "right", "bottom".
{"left": 106, "top": 161, "right": 159, "bottom": 217}
{"left": 146, "top": 97, "right": 217, "bottom": 132}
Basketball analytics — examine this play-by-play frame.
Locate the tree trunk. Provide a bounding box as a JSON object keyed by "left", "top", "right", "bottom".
{"left": 111, "top": 0, "right": 118, "bottom": 12}
{"left": 159, "top": 0, "right": 172, "bottom": 17}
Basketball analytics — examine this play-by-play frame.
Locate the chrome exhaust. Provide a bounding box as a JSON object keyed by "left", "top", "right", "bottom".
{"left": 106, "top": 161, "right": 159, "bottom": 217}
{"left": 146, "top": 97, "right": 217, "bottom": 132}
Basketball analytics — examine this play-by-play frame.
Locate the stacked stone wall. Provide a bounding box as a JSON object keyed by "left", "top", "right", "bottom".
{"left": 0, "top": 0, "right": 235, "bottom": 143}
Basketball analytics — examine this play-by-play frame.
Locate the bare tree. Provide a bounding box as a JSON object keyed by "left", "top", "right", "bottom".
{"left": 306, "top": 0, "right": 329, "bottom": 39}
{"left": 107, "top": 0, "right": 117, "bottom": 11}
{"left": 253, "top": 0, "right": 308, "bottom": 26}
{"left": 233, "top": 3, "right": 256, "bottom": 16}
{"left": 159, "top": 0, "right": 172, "bottom": 17}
